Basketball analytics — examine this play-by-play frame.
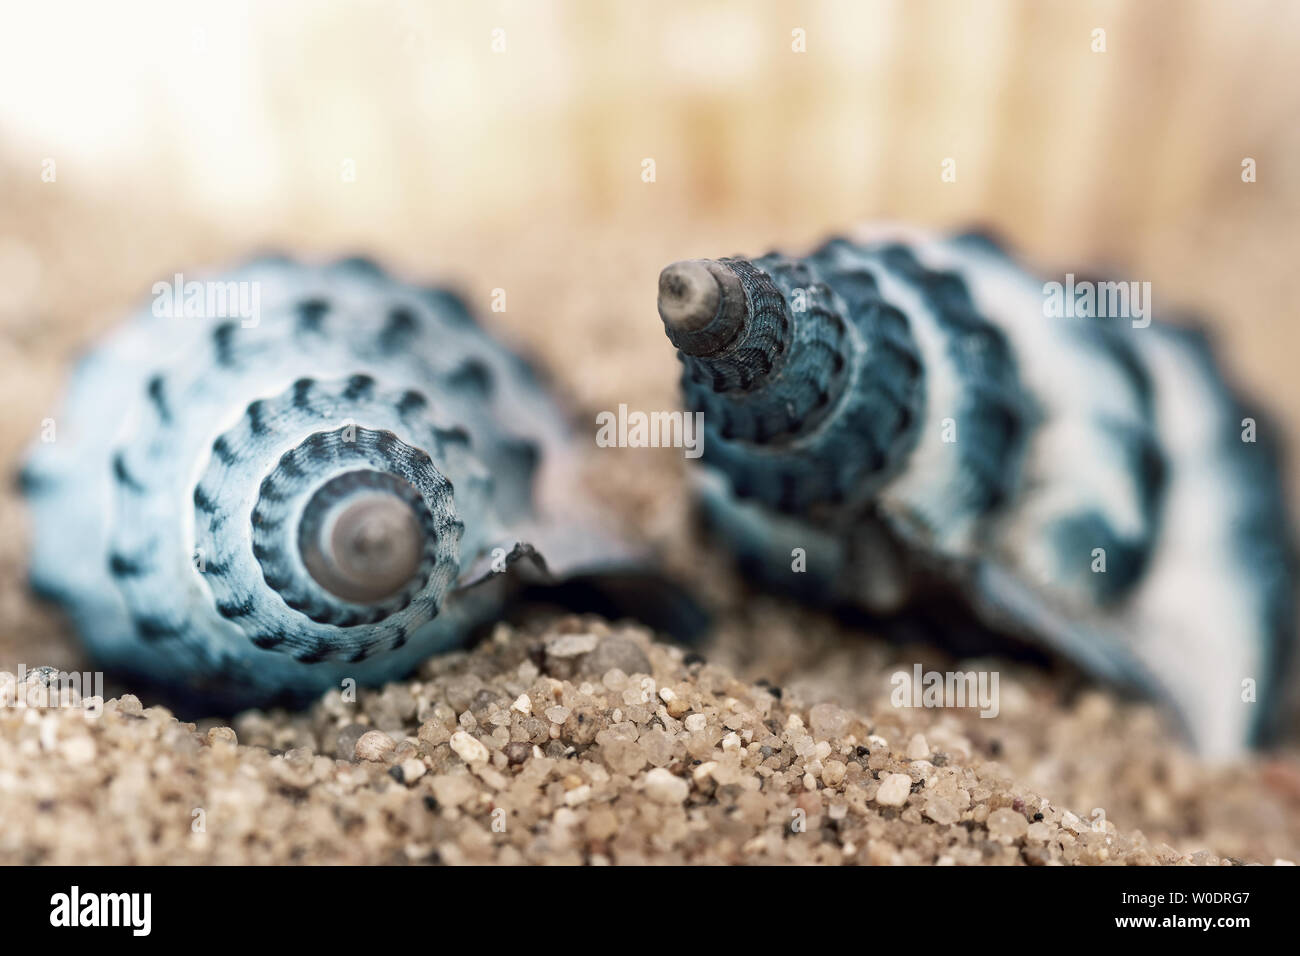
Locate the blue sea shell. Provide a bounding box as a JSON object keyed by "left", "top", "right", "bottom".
{"left": 22, "top": 256, "right": 690, "bottom": 711}
{"left": 656, "top": 228, "right": 1295, "bottom": 756}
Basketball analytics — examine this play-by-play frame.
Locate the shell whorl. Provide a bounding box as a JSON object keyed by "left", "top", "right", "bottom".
{"left": 659, "top": 251, "right": 928, "bottom": 513}
{"left": 196, "top": 394, "right": 467, "bottom": 661}
{"left": 660, "top": 230, "right": 1296, "bottom": 756}
{"left": 194, "top": 374, "right": 472, "bottom": 650}
{"left": 21, "top": 256, "right": 590, "bottom": 710}
{"left": 295, "top": 468, "right": 430, "bottom": 607}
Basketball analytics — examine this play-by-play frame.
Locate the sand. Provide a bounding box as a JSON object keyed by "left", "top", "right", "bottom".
{"left": 3, "top": 615, "right": 1298, "bottom": 865}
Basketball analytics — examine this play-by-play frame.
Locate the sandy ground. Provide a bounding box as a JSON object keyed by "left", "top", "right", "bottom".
{"left": 2, "top": 166, "right": 1299, "bottom": 865}
{"left": 3, "top": 619, "right": 1299, "bottom": 865}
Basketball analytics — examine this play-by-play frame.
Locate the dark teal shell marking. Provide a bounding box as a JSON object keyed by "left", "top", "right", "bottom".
{"left": 23, "top": 256, "right": 689, "bottom": 712}
{"left": 657, "top": 229, "right": 1294, "bottom": 756}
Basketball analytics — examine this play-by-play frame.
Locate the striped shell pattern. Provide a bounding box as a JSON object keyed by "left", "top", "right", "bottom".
{"left": 656, "top": 228, "right": 1295, "bottom": 756}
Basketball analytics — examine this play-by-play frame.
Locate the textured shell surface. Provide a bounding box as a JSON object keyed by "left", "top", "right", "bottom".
{"left": 23, "top": 256, "right": 658, "bottom": 712}
{"left": 656, "top": 226, "right": 1295, "bottom": 757}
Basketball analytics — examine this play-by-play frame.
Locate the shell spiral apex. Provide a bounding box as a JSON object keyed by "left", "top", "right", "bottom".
{"left": 658, "top": 227, "right": 1296, "bottom": 757}
{"left": 23, "top": 255, "right": 690, "bottom": 711}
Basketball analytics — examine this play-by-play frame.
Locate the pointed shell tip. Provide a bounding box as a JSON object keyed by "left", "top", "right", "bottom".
{"left": 657, "top": 260, "right": 721, "bottom": 332}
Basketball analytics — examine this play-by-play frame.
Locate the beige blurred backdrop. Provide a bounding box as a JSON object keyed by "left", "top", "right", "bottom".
{"left": 1, "top": 0, "right": 1298, "bottom": 663}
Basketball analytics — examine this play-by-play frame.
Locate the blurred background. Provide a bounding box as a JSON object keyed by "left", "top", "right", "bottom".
{"left": 1, "top": 0, "right": 1299, "bottom": 859}
{"left": 2, "top": 0, "right": 1297, "bottom": 410}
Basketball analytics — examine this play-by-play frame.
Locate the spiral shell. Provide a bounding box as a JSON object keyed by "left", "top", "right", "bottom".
{"left": 657, "top": 228, "right": 1295, "bottom": 756}
{"left": 23, "top": 256, "right": 673, "bottom": 710}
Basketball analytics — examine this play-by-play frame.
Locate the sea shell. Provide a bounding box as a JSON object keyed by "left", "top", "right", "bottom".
{"left": 22, "top": 255, "right": 692, "bottom": 711}
{"left": 656, "top": 227, "right": 1295, "bottom": 756}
